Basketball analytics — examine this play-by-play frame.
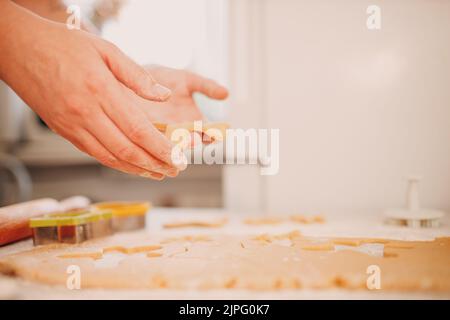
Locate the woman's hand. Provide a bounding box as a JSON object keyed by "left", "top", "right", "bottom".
{"left": 0, "top": 1, "right": 187, "bottom": 180}
{"left": 143, "top": 65, "right": 228, "bottom": 123}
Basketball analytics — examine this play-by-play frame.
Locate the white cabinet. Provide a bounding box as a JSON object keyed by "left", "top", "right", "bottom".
{"left": 225, "top": 0, "right": 450, "bottom": 215}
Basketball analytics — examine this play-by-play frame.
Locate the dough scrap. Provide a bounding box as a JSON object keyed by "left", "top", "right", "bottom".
{"left": 290, "top": 215, "right": 325, "bottom": 224}
{"left": 360, "top": 238, "right": 390, "bottom": 244}
{"left": 333, "top": 239, "right": 362, "bottom": 247}
{"left": 163, "top": 218, "right": 228, "bottom": 229}
{"left": 300, "top": 243, "right": 335, "bottom": 251}
{"left": 383, "top": 251, "right": 399, "bottom": 258}
{"left": 58, "top": 252, "right": 103, "bottom": 260}
{"left": 147, "top": 252, "right": 163, "bottom": 258}
{"left": 244, "top": 215, "right": 325, "bottom": 225}
{"left": 384, "top": 242, "right": 414, "bottom": 249}
{"left": 125, "top": 245, "right": 162, "bottom": 254}
{"left": 252, "top": 230, "right": 302, "bottom": 245}
{"left": 160, "top": 235, "right": 211, "bottom": 244}
{"left": 244, "top": 217, "right": 283, "bottom": 225}
{"left": 103, "top": 245, "right": 162, "bottom": 254}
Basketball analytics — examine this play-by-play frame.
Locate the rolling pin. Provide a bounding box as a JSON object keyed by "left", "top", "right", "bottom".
{"left": 0, "top": 198, "right": 60, "bottom": 246}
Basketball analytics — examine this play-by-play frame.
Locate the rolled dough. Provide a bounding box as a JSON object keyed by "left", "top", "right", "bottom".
{"left": 1, "top": 232, "right": 449, "bottom": 291}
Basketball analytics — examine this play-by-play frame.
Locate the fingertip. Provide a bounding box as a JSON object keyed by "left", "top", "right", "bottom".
{"left": 166, "top": 168, "right": 179, "bottom": 178}
{"left": 214, "top": 86, "right": 229, "bottom": 99}
{"left": 140, "top": 172, "right": 165, "bottom": 181}
{"left": 206, "top": 82, "right": 228, "bottom": 100}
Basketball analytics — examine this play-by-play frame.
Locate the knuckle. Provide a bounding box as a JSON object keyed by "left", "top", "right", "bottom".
{"left": 156, "top": 147, "right": 171, "bottom": 162}
{"left": 127, "top": 122, "right": 148, "bottom": 142}
{"left": 84, "top": 70, "right": 107, "bottom": 93}
{"left": 133, "top": 69, "right": 154, "bottom": 93}
{"left": 97, "top": 154, "right": 117, "bottom": 167}
{"left": 48, "top": 116, "right": 74, "bottom": 135}
{"left": 63, "top": 94, "right": 93, "bottom": 118}
{"left": 150, "top": 174, "right": 165, "bottom": 181}
{"left": 116, "top": 146, "right": 138, "bottom": 163}
{"left": 99, "top": 40, "right": 120, "bottom": 57}
{"left": 182, "top": 71, "right": 194, "bottom": 87}
{"left": 107, "top": 42, "right": 120, "bottom": 54}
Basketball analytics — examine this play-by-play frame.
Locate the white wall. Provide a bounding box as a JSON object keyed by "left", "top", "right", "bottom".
{"left": 225, "top": 0, "right": 450, "bottom": 215}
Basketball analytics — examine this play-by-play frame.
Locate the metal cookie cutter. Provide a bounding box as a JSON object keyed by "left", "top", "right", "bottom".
{"left": 92, "top": 202, "right": 150, "bottom": 232}
{"left": 30, "top": 209, "right": 113, "bottom": 246}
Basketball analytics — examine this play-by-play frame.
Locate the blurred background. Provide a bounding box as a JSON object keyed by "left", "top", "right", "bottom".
{"left": 0, "top": 0, "right": 449, "bottom": 216}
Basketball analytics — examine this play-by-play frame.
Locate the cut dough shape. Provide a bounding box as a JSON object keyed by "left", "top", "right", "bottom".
{"left": 156, "top": 122, "right": 230, "bottom": 145}
{"left": 147, "top": 252, "right": 163, "bottom": 258}
{"left": 58, "top": 252, "right": 103, "bottom": 260}
{"left": 252, "top": 230, "right": 302, "bottom": 245}
{"left": 300, "top": 243, "right": 335, "bottom": 251}
{"left": 103, "top": 245, "right": 162, "bottom": 254}
{"left": 275, "top": 230, "right": 302, "bottom": 240}
{"left": 163, "top": 218, "right": 228, "bottom": 229}
{"left": 384, "top": 242, "right": 414, "bottom": 249}
{"left": 125, "top": 245, "right": 162, "bottom": 254}
{"left": 333, "top": 239, "right": 362, "bottom": 247}
{"left": 243, "top": 215, "right": 325, "bottom": 226}
{"left": 290, "top": 215, "right": 325, "bottom": 224}
{"left": 383, "top": 251, "right": 399, "bottom": 258}
{"left": 360, "top": 238, "right": 390, "bottom": 244}
{"left": 160, "top": 235, "right": 211, "bottom": 244}
{"left": 244, "top": 217, "right": 283, "bottom": 225}
{"left": 102, "top": 246, "right": 128, "bottom": 254}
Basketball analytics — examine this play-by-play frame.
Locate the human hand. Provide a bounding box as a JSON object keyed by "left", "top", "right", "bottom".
{"left": 142, "top": 65, "right": 228, "bottom": 123}
{"left": 0, "top": 1, "right": 187, "bottom": 180}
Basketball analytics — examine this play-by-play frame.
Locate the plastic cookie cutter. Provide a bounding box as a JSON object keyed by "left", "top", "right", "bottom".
{"left": 29, "top": 209, "right": 113, "bottom": 246}
{"left": 92, "top": 201, "right": 151, "bottom": 232}
{"left": 153, "top": 122, "right": 229, "bottom": 146}
{"left": 384, "top": 175, "right": 446, "bottom": 228}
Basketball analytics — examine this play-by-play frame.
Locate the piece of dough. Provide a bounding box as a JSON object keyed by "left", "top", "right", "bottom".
{"left": 163, "top": 218, "right": 228, "bottom": 229}
{"left": 103, "top": 245, "right": 162, "bottom": 254}
{"left": 58, "top": 252, "right": 103, "bottom": 260}
{"left": 290, "top": 215, "right": 325, "bottom": 224}
{"left": 252, "top": 230, "right": 302, "bottom": 244}
{"left": 244, "top": 217, "right": 283, "bottom": 225}
{"left": 384, "top": 242, "right": 414, "bottom": 249}
{"left": 300, "top": 243, "right": 335, "bottom": 251}
{"left": 333, "top": 239, "right": 362, "bottom": 247}
{"left": 147, "top": 252, "right": 163, "bottom": 258}
{"left": 160, "top": 235, "right": 211, "bottom": 244}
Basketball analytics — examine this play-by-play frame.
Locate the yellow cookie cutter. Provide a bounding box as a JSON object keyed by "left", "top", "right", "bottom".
{"left": 92, "top": 201, "right": 151, "bottom": 218}
{"left": 93, "top": 201, "right": 151, "bottom": 232}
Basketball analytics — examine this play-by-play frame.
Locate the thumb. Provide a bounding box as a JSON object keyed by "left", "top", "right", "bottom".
{"left": 187, "top": 72, "right": 229, "bottom": 100}
{"left": 102, "top": 43, "right": 171, "bottom": 101}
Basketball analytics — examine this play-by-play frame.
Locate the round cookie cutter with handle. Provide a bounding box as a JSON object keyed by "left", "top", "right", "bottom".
{"left": 384, "top": 176, "right": 446, "bottom": 228}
